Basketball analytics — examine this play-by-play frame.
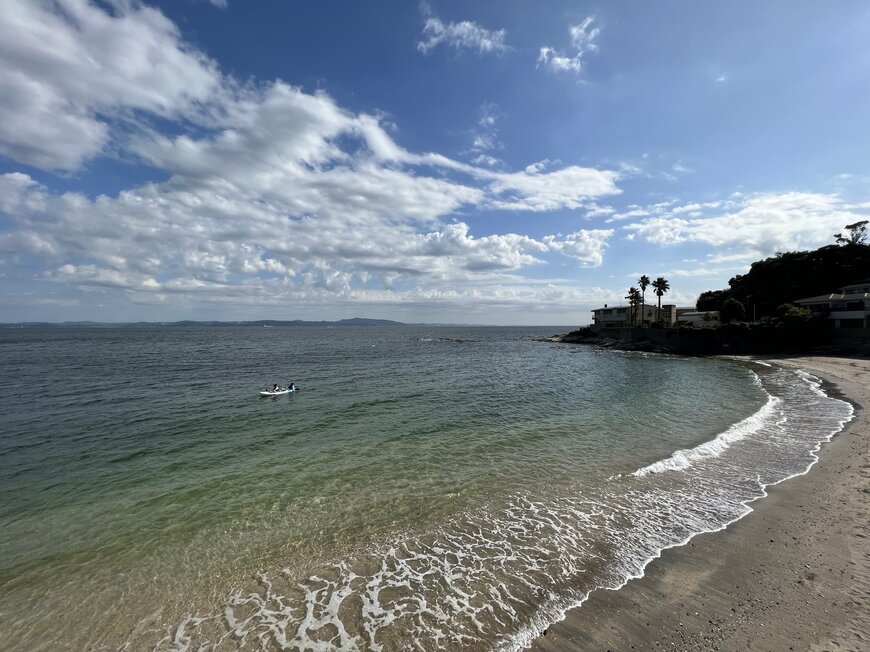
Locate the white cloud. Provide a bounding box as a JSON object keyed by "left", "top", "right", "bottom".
{"left": 486, "top": 165, "right": 620, "bottom": 212}
{"left": 606, "top": 207, "right": 650, "bottom": 222}
{"left": 671, "top": 202, "right": 704, "bottom": 214}
{"left": 0, "top": 170, "right": 556, "bottom": 293}
{"left": 417, "top": 14, "right": 507, "bottom": 55}
{"left": 471, "top": 154, "right": 501, "bottom": 168}
{"left": 464, "top": 102, "right": 503, "bottom": 166}
{"left": 705, "top": 252, "right": 760, "bottom": 264}
{"left": 0, "top": 1, "right": 628, "bottom": 320}
{"left": 0, "top": 121, "right": 619, "bottom": 306}
{"left": 584, "top": 203, "right": 615, "bottom": 218}
{"left": 569, "top": 19, "right": 600, "bottom": 53}
{"left": 656, "top": 267, "right": 732, "bottom": 278}
{"left": 0, "top": 0, "right": 223, "bottom": 170}
{"left": 624, "top": 192, "right": 869, "bottom": 257}
{"left": 544, "top": 229, "right": 614, "bottom": 267}
{"left": 538, "top": 17, "right": 600, "bottom": 74}
{"left": 524, "top": 159, "right": 555, "bottom": 175}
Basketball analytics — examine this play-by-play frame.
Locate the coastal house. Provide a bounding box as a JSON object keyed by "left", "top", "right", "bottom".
{"left": 591, "top": 303, "right": 677, "bottom": 328}
{"left": 793, "top": 280, "right": 870, "bottom": 331}
{"left": 676, "top": 310, "right": 721, "bottom": 328}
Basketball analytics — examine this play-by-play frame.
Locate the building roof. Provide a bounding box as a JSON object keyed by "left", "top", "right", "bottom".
{"left": 794, "top": 292, "right": 869, "bottom": 304}
{"left": 590, "top": 303, "right": 676, "bottom": 312}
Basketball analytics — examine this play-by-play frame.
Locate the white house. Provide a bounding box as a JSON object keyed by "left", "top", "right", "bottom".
{"left": 793, "top": 280, "right": 870, "bottom": 330}
{"left": 591, "top": 303, "right": 677, "bottom": 328}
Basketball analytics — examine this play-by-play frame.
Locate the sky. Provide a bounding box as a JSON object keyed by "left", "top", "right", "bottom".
{"left": 1, "top": 1, "right": 869, "bottom": 325}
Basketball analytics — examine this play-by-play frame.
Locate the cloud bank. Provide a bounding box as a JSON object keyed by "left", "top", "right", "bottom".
{"left": 0, "top": 0, "right": 222, "bottom": 171}
{"left": 623, "top": 192, "right": 870, "bottom": 269}
{"left": 0, "top": 1, "right": 622, "bottom": 319}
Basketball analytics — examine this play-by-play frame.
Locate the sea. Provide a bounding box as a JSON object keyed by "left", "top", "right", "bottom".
{"left": 0, "top": 325, "right": 854, "bottom": 651}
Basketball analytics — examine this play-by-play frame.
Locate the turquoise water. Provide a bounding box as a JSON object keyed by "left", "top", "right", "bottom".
{"left": 0, "top": 326, "right": 853, "bottom": 650}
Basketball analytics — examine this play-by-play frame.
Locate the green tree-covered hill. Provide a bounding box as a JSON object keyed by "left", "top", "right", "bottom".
{"left": 697, "top": 244, "right": 870, "bottom": 318}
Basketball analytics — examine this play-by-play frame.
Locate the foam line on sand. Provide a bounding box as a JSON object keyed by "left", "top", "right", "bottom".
{"left": 527, "top": 355, "right": 870, "bottom": 652}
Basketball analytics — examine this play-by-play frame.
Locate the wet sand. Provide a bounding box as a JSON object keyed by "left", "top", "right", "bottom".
{"left": 528, "top": 355, "right": 870, "bottom": 652}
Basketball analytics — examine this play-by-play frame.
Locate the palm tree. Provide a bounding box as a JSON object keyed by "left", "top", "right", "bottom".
{"left": 652, "top": 276, "right": 670, "bottom": 325}
{"left": 638, "top": 275, "right": 650, "bottom": 325}
{"left": 626, "top": 287, "right": 642, "bottom": 325}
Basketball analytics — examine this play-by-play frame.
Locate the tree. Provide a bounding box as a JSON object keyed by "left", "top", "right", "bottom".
{"left": 652, "top": 276, "right": 670, "bottom": 324}
{"left": 834, "top": 220, "right": 868, "bottom": 246}
{"left": 638, "top": 275, "right": 650, "bottom": 324}
{"left": 703, "top": 244, "right": 870, "bottom": 321}
{"left": 720, "top": 297, "right": 746, "bottom": 323}
{"left": 697, "top": 289, "right": 731, "bottom": 311}
{"left": 625, "top": 287, "right": 642, "bottom": 325}
{"left": 776, "top": 303, "right": 812, "bottom": 325}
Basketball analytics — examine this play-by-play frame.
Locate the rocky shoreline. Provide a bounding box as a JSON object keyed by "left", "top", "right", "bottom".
{"left": 543, "top": 327, "right": 676, "bottom": 353}
{"left": 545, "top": 325, "right": 870, "bottom": 356}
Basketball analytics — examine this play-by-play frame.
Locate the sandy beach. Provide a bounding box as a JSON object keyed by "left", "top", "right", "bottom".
{"left": 529, "top": 355, "right": 870, "bottom": 652}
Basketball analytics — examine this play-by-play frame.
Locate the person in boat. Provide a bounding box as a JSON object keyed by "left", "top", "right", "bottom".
{"left": 272, "top": 383, "right": 279, "bottom": 392}
{"left": 289, "top": 382, "right": 297, "bottom": 391}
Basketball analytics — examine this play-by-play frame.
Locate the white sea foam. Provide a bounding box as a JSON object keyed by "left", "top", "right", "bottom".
{"left": 633, "top": 374, "right": 782, "bottom": 477}
{"left": 143, "top": 365, "right": 853, "bottom": 652}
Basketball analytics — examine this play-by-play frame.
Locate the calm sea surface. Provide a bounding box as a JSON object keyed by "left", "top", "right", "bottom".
{"left": 0, "top": 326, "right": 853, "bottom": 650}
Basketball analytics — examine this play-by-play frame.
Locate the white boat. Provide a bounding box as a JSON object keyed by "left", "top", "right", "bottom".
{"left": 259, "top": 387, "right": 297, "bottom": 397}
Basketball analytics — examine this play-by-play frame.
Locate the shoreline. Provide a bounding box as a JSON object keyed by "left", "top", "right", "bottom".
{"left": 527, "top": 355, "right": 870, "bottom": 651}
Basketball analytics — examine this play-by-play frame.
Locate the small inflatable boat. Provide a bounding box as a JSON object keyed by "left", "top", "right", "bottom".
{"left": 259, "top": 387, "right": 297, "bottom": 397}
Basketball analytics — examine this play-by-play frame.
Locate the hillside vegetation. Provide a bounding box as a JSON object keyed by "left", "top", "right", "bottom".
{"left": 697, "top": 244, "right": 870, "bottom": 319}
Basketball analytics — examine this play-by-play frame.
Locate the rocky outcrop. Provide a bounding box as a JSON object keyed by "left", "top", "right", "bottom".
{"left": 547, "top": 322, "right": 837, "bottom": 355}
{"left": 543, "top": 326, "right": 672, "bottom": 352}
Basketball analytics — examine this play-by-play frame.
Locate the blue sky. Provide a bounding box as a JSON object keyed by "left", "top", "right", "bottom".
{"left": 1, "top": 0, "right": 869, "bottom": 324}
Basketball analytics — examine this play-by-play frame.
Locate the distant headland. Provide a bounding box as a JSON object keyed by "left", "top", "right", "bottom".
{"left": 0, "top": 318, "right": 407, "bottom": 329}
{"left": 551, "top": 229, "right": 870, "bottom": 356}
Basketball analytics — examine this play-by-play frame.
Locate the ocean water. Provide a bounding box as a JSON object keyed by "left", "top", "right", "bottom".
{"left": 0, "top": 326, "right": 853, "bottom": 651}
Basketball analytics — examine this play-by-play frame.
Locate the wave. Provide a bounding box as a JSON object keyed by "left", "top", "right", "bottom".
{"left": 143, "top": 364, "right": 853, "bottom": 652}
{"left": 633, "top": 371, "right": 783, "bottom": 476}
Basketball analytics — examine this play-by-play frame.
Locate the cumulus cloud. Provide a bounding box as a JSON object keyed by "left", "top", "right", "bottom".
{"left": 417, "top": 13, "right": 507, "bottom": 55}
{"left": 0, "top": 1, "right": 627, "bottom": 319}
{"left": 0, "top": 0, "right": 222, "bottom": 170}
{"left": 624, "top": 192, "right": 869, "bottom": 257}
{"left": 0, "top": 140, "right": 617, "bottom": 309}
{"left": 0, "top": 171, "right": 550, "bottom": 293}
{"left": 538, "top": 17, "right": 600, "bottom": 74}
{"left": 544, "top": 229, "right": 614, "bottom": 267}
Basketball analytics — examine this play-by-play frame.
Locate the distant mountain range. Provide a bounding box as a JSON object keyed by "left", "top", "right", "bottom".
{"left": 0, "top": 318, "right": 407, "bottom": 328}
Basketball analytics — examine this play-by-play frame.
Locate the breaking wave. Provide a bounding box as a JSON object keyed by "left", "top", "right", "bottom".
{"left": 145, "top": 364, "right": 852, "bottom": 651}
{"left": 634, "top": 372, "right": 784, "bottom": 476}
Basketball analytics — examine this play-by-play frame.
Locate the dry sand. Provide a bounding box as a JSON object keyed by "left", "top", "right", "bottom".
{"left": 528, "top": 355, "right": 870, "bottom": 652}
